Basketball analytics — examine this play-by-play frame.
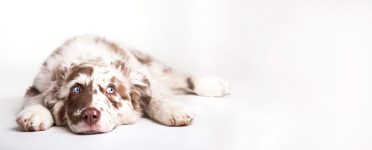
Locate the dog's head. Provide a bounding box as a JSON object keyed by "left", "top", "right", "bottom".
{"left": 45, "top": 62, "right": 150, "bottom": 134}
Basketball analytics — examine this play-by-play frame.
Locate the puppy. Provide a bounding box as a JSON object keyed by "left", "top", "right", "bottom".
{"left": 16, "top": 35, "right": 230, "bottom": 134}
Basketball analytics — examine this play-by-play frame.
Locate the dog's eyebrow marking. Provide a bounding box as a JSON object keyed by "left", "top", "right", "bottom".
{"left": 98, "top": 85, "right": 105, "bottom": 93}
{"left": 67, "top": 66, "right": 94, "bottom": 82}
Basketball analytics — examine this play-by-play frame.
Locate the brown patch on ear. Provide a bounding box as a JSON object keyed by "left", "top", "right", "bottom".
{"left": 186, "top": 77, "right": 194, "bottom": 90}
{"left": 66, "top": 66, "right": 94, "bottom": 82}
{"left": 131, "top": 50, "right": 153, "bottom": 65}
{"left": 52, "top": 66, "right": 67, "bottom": 82}
{"left": 44, "top": 67, "right": 68, "bottom": 112}
{"left": 130, "top": 78, "right": 151, "bottom": 112}
{"left": 25, "top": 86, "right": 41, "bottom": 97}
{"left": 44, "top": 66, "right": 70, "bottom": 126}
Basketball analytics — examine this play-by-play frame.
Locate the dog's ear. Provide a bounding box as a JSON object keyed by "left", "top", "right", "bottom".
{"left": 43, "top": 65, "right": 70, "bottom": 126}
{"left": 128, "top": 71, "right": 152, "bottom": 112}
{"left": 112, "top": 61, "right": 151, "bottom": 112}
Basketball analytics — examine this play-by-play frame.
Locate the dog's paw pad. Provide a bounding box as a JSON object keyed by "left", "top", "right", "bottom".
{"left": 194, "top": 77, "right": 230, "bottom": 97}
{"left": 16, "top": 106, "right": 53, "bottom": 132}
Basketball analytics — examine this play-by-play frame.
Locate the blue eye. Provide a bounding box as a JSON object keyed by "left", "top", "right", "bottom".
{"left": 72, "top": 86, "right": 81, "bottom": 93}
{"left": 106, "top": 86, "right": 115, "bottom": 94}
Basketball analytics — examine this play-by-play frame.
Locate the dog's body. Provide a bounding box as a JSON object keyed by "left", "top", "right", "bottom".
{"left": 16, "top": 35, "right": 230, "bottom": 134}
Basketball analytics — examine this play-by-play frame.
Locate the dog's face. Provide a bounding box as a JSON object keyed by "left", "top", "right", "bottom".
{"left": 47, "top": 62, "right": 149, "bottom": 134}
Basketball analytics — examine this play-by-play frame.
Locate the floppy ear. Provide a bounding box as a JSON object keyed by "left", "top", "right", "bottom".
{"left": 111, "top": 60, "right": 151, "bottom": 112}
{"left": 43, "top": 65, "right": 69, "bottom": 126}
{"left": 128, "top": 71, "right": 152, "bottom": 112}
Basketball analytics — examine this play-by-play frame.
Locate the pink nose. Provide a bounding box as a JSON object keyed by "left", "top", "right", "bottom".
{"left": 81, "top": 108, "right": 100, "bottom": 126}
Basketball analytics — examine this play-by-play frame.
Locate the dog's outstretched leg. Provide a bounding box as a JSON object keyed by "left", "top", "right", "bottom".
{"left": 131, "top": 49, "right": 231, "bottom": 97}
{"left": 144, "top": 91, "right": 194, "bottom": 126}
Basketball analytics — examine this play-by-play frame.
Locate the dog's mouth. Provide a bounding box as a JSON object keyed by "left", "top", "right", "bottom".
{"left": 67, "top": 107, "right": 117, "bottom": 134}
{"left": 69, "top": 121, "right": 115, "bottom": 134}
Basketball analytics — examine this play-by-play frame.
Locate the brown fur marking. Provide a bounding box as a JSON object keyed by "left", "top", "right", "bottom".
{"left": 106, "top": 94, "right": 122, "bottom": 109}
{"left": 98, "top": 85, "right": 105, "bottom": 94}
{"left": 186, "top": 77, "right": 194, "bottom": 90}
{"left": 25, "top": 86, "right": 41, "bottom": 97}
{"left": 67, "top": 66, "right": 94, "bottom": 82}
{"left": 117, "top": 84, "right": 130, "bottom": 100}
{"left": 111, "top": 60, "right": 130, "bottom": 76}
{"left": 56, "top": 103, "right": 67, "bottom": 126}
{"left": 130, "top": 78, "right": 151, "bottom": 111}
{"left": 131, "top": 50, "right": 152, "bottom": 65}
{"left": 66, "top": 82, "right": 93, "bottom": 125}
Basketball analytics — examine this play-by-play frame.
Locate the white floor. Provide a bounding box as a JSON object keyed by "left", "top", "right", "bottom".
{"left": 1, "top": 0, "right": 372, "bottom": 150}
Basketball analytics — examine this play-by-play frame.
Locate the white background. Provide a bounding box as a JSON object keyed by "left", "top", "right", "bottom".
{"left": 0, "top": 0, "right": 372, "bottom": 150}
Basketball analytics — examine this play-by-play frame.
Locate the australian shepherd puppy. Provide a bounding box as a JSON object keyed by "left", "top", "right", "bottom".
{"left": 16, "top": 35, "right": 230, "bottom": 134}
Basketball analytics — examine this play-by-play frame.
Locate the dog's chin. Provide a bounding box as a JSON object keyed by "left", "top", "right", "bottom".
{"left": 77, "top": 130, "right": 104, "bottom": 135}
{"left": 69, "top": 122, "right": 115, "bottom": 134}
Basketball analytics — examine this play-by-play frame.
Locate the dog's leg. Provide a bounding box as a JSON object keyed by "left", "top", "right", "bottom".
{"left": 166, "top": 74, "right": 231, "bottom": 97}
{"left": 16, "top": 86, "right": 54, "bottom": 131}
{"left": 127, "top": 67, "right": 193, "bottom": 126}
{"left": 131, "top": 49, "right": 231, "bottom": 97}
{"left": 144, "top": 90, "right": 193, "bottom": 126}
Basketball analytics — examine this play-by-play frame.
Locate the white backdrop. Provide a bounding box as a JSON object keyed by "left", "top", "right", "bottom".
{"left": 0, "top": 0, "right": 372, "bottom": 150}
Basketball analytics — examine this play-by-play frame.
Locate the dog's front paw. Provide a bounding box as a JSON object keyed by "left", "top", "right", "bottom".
{"left": 156, "top": 103, "right": 194, "bottom": 126}
{"left": 16, "top": 105, "right": 54, "bottom": 131}
{"left": 194, "top": 77, "right": 231, "bottom": 97}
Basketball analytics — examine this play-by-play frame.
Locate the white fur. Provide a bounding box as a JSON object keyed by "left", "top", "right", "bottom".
{"left": 193, "top": 77, "right": 231, "bottom": 97}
